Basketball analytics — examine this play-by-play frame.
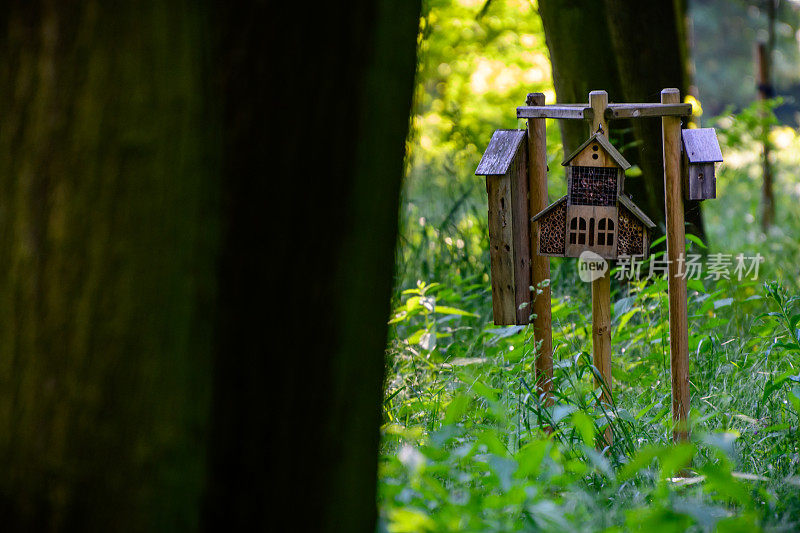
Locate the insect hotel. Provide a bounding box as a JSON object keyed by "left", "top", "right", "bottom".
{"left": 475, "top": 89, "right": 722, "bottom": 445}
{"left": 531, "top": 132, "right": 655, "bottom": 259}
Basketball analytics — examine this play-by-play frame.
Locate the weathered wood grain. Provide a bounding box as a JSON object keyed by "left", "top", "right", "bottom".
{"left": 517, "top": 105, "right": 593, "bottom": 120}
{"left": 662, "top": 88, "right": 690, "bottom": 442}
{"left": 589, "top": 90, "right": 613, "bottom": 449}
{"left": 475, "top": 130, "right": 527, "bottom": 176}
{"left": 605, "top": 103, "right": 692, "bottom": 119}
{"left": 526, "top": 92, "right": 553, "bottom": 407}
{"left": 510, "top": 141, "right": 531, "bottom": 325}
{"left": 684, "top": 162, "right": 716, "bottom": 200}
{"left": 517, "top": 103, "right": 692, "bottom": 121}
{"left": 681, "top": 128, "right": 722, "bottom": 163}
{"left": 486, "top": 175, "right": 517, "bottom": 325}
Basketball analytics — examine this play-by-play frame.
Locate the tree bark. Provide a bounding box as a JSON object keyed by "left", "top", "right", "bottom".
{"left": 0, "top": 2, "right": 217, "bottom": 531}
{"left": 202, "top": 1, "right": 420, "bottom": 532}
{"left": 537, "top": 0, "right": 626, "bottom": 152}
{"left": 0, "top": 1, "right": 420, "bottom": 531}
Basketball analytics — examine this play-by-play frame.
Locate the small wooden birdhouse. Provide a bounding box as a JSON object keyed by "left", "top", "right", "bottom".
{"left": 531, "top": 132, "right": 655, "bottom": 259}
{"left": 475, "top": 130, "right": 531, "bottom": 326}
{"left": 681, "top": 128, "right": 723, "bottom": 201}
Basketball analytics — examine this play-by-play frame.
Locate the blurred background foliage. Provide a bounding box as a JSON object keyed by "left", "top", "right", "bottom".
{"left": 383, "top": 0, "right": 800, "bottom": 530}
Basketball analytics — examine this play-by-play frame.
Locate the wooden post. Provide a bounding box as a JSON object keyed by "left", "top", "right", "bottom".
{"left": 756, "top": 41, "right": 775, "bottom": 230}
{"left": 526, "top": 93, "right": 553, "bottom": 407}
{"left": 589, "top": 90, "right": 612, "bottom": 447}
{"left": 661, "top": 88, "right": 690, "bottom": 442}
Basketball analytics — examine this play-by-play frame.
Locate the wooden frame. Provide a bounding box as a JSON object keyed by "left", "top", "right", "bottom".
{"left": 479, "top": 88, "right": 702, "bottom": 444}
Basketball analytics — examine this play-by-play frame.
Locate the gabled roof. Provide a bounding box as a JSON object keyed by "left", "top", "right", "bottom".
{"left": 531, "top": 196, "right": 566, "bottom": 223}
{"left": 475, "top": 129, "right": 527, "bottom": 175}
{"left": 618, "top": 195, "right": 656, "bottom": 229}
{"left": 562, "top": 132, "right": 631, "bottom": 170}
{"left": 681, "top": 128, "right": 723, "bottom": 163}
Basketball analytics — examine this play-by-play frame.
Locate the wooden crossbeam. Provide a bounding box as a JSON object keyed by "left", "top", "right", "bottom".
{"left": 516, "top": 102, "right": 691, "bottom": 120}
{"left": 516, "top": 105, "right": 592, "bottom": 120}
{"left": 606, "top": 103, "right": 691, "bottom": 119}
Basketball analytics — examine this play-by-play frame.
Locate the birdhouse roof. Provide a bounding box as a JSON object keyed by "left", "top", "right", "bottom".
{"left": 681, "top": 128, "right": 723, "bottom": 163}
{"left": 618, "top": 195, "right": 656, "bottom": 229}
{"left": 531, "top": 196, "right": 566, "bottom": 223}
{"left": 475, "top": 129, "right": 527, "bottom": 175}
{"left": 562, "top": 132, "right": 631, "bottom": 170}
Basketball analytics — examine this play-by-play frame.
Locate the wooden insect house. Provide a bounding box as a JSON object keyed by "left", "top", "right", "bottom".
{"left": 475, "top": 129, "right": 531, "bottom": 326}
{"left": 681, "top": 128, "right": 723, "bottom": 201}
{"left": 531, "top": 132, "right": 655, "bottom": 259}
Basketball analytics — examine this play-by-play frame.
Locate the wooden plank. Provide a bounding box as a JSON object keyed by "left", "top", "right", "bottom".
{"left": 589, "top": 90, "right": 613, "bottom": 449}
{"left": 685, "top": 162, "right": 716, "bottom": 200}
{"left": 662, "top": 88, "right": 690, "bottom": 442}
{"left": 605, "top": 103, "right": 692, "bottom": 119}
{"left": 517, "top": 105, "right": 593, "bottom": 120}
{"left": 486, "top": 175, "right": 517, "bottom": 325}
{"left": 475, "top": 130, "right": 527, "bottom": 175}
{"left": 526, "top": 92, "right": 553, "bottom": 408}
{"left": 510, "top": 141, "right": 531, "bottom": 325}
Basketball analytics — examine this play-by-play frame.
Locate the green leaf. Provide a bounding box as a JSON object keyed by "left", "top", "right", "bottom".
{"left": 713, "top": 298, "right": 734, "bottom": 310}
{"left": 619, "top": 446, "right": 661, "bottom": 480}
{"left": 406, "top": 328, "right": 428, "bottom": 344}
{"left": 650, "top": 234, "right": 667, "bottom": 249}
{"left": 790, "top": 313, "right": 800, "bottom": 332}
{"left": 659, "top": 442, "right": 695, "bottom": 479}
{"left": 388, "top": 507, "right": 436, "bottom": 533}
{"left": 552, "top": 404, "right": 576, "bottom": 424}
{"left": 433, "top": 305, "right": 478, "bottom": 317}
{"left": 700, "top": 459, "right": 751, "bottom": 505}
{"left": 762, "top": 370, "right": 794, "bottom": 402}
{"left": 405, "top": 296, "right": 421, "bottom": 312}
{"left": 444, "top": 394, "right": 470, "bottom": 425}
{"left": 616, "top": 308, "right": 639, "bottom": 334}
{"left": 686, "top": 233, "right": 708, "bottom": 249}
{"left": 687, "top": 279, "right": 706, "bottom": 293}
{"left": 571, "top": 411, "right": 595, "bottom": 446}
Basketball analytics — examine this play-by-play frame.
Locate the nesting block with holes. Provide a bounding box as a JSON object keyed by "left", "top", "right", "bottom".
{"left": 681, "top": 128, "right": 723, "bottom": 201}
{"left": 475, "top": 130, "right": 531, "bottom": 325}
{"left": 531, "top": 132, "right": 655, "bottom": 259}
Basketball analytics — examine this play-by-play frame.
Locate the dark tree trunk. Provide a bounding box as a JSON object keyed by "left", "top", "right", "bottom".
{"left": 539, "top": 0, "right": 704, "bottom": 239}
{"left": 0, "top": 1, "right": 419, "bottom": 531}
{"left": 0, "top": 2, "right": 217, "bottom": 531}
{"left": 537, "top": 0, "right": 627, "bottom": 152}
{"left": 202, "top": 1, "right": 420, "bottom": 532}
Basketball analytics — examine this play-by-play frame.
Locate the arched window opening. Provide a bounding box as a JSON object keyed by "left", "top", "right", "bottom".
{"left": 569, "top": 216, "right": 587, "bottom": 245}
{"left": 597, "top": 217, "right": 614, "bottom": 246}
